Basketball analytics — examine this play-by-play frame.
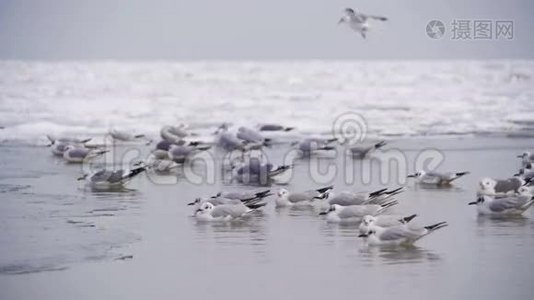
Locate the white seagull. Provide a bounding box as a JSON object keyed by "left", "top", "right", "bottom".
{"left": 77, "top": 166, "right": 146, "bottom": 190}
{"left": 358, "top": 221, "right": 448, "bottom": 246}
{"left": 194, "top": 201, "right": 264, "bottom": 222}
{"left": 358, "top": 214, "right": 417, "bottom": 234}
{"left": 469, "top": 186, "right": 534, "bottom": 216}
{"left": 407, "top": 170, "right": 470, "bottom": 186}
{"left": 275, "top": 186, "right": 333, "bottom": 207}
{"left": 319, "top": 200, "right": 398, "bottom": 224}
{"left": 338, "top": 8, "right": 388, "bottom": 39}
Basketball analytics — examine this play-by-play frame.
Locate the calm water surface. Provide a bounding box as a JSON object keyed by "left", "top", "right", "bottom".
{"left": 1, "top": 137, "right": 534, "bottom": 300}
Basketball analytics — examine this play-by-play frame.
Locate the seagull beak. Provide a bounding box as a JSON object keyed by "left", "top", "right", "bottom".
{"left": 195, "top": 209, "right": 202, "bottom": 213}
{"left": 337, "top": 18, "right": 344, "bottom": 24}
{"left": 407, "top": 174, "right": 416, "bottom": 178}
{"left": 187, "top": 202, "right": 196, "bottom": 206}
{"left": 77, "top": 175, "right": 87, "bottom": 181}
{"left": 517, "top": 155, "right": 523, "bottom": 158}
{"left": 468, "top": 201, "right": 477, "bottom": 205}
{"left": 358, "top": 233, "right": 368, "bottom": 238}
{"left": 318, "top": 211, "right": 328, "bottom": 216}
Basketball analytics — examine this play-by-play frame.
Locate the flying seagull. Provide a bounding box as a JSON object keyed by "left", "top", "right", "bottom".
{"left": 338, "top": 8, "right": 387, "bottom": 39}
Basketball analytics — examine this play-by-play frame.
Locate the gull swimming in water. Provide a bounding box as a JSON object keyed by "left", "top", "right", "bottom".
{"left": 257, "top": 124, "right": 294, "bottom": 132}
{"left": 275, "top": 186, "right": 333, "bottom": 207}
{"left": 231, "top": 159, "right": 291, "bottom": 184}
{"left": 327, "top": 187, "right": 403, "bottom": 206}
{"left": 469, "top": 186, "right": 534, "bottom": 216}
{"left": 478, "top": 177, "right": 524, "bottom": 196}
{"left": 349, "top": 141, "right": 386, "bottom": 159}
{"left": 358, "top": 214, "right": 418, "bottom": 234}
{"left": 209, "top": 189, "right": 273, "bottom": 202}
{"left": 168, "top": 144, "right": 211, "bottom": 164}
{"left": 194, "top": 201, "right": 266, "bottom": 222}
{"left": 358, "top": 221, "right": 448, "bottom": 246}
{"left": 46, "top": 135, "right": 91, "bottom": 156}
{"left": 407, "top": 170, "right": 470, "bottom": 186}
{"left": 337, "top": 8, "right": 388, "bottom": 39}
{"left": 77, "top": 166, "right": 146, "bottom": 190}
{"left": 236, "top": 126, "right": 271, "bottom": 146}
{"left": 46, "top": 135, "right": 91, "bottom": 146}
{"left": 160, "top": 124, "right": 192, "bottom": 143}
{"left": 291, "top": 137, "right": 337, "bottom": 156}
{"left": 63, "top": 145, "right": 108, "bottom": 163}
{"left": 109, "top": 129, "right": 151, "bottom": 144}
{"left": 319, "top": 200, "right": 398, "bottom": 224}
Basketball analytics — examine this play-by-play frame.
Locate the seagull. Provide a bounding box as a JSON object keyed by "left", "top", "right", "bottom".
{"left": 469, "top": 186, "right": 534, "bottom": 216}
{"left": 275, "top": 186, "right": 333, "bottom": 207}
{"left": 160, "top": 124, "right": 190, "bottom": 143}
{"left": 257, "top": 124, "right": 294, "bottom": 132}
{"left": 77, "top": 166, "right": 146, "bottom": 190}
{"left": 478, "top": 177, "right": 524, "bottom": 196}
{"left": 515, "top": 163, "right": 534, "bottom": 185}
{"left": 231, "top": 159, "right": 291, "bottom": 184}
{"left": 358, "top": 214, "right": 417, "bottom": 234}
{"left": 46, "top": 135, "right": 91, "bottom": 156}
{"left": 291, "top": 137, "right": 337, "bottom": 156}
{"left": 214, "top": 124, "right": 248, "bottom": 153}
{"left": 349, "top": 141, "right": 386, "bottom": 159}
{"left": 358, "top": 221, "right": 448, "bottom": 246}
{"left": 236, "top": 126, "right": 271, "bottom": 146}
{"left": 168, "top": 144, "right": 211, "bottom": 164}
{"left": 187, "top": 193, "right": 268, "bottom": 212}
{"left": 146, "top": 158, "right": 180, "bottom": 173}
{"left": 318, "top": 200, "right": 398, "bottom": 224}
{"left": 194, "top": 201, "right": 266, "bottom": 222}
{"left": 210, "top": 189, "right": 273, "bottom": 202}
{"left": 338, "top": 8, "right": 388, "bottom": 39}
{"left": 63, "top": 145, "right": 108, "bottom": 163}
{"left": 46, "top": 135, "right": 91, "bottom": 146}
{"left": 518, "top": 151, "right": 534, "bottom": 167}
{"left": 407, "top": 170, "right": 470, "bottom": 186}
{"left": 328, "top": 187, "right": 403, "bottom": 206}
{"left": 109, "top": 129, "right": 151, "bottom": 144}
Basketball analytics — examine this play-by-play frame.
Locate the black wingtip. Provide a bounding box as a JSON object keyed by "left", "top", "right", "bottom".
{"left": 424, "top": 221, "right": 448, "bottom": 231}
{"left": 246, "top": 202, "right": 267, "bottom": 210}
{"left": 374, "top": 141, "right": 387, "bottom": 149}
{"left": 402, "top": 214, "right": 417, "bottom": 223}
{"left": 369, "top": 187, "right": 388, "bottom": 198}
{"left": 385, "top": 187, "right": 404, "bottom": 196}
{"left": 284, "top": 127, "right": 295, "bottom": 132}
{"left": 316, "top": 185, "right": 334, "bottom": 194}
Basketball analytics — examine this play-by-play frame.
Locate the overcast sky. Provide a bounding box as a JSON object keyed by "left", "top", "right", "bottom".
{"left": 0, "top": 0, "right": 533, "bottom": 60}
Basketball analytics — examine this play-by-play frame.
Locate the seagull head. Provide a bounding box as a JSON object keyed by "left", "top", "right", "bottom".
{"left": 362, "top": 215, "right": 377, "bottom": 226}
{"left": 277, "top": 188, "right": 289, "bottom": 199}
{"left": 196, "top": 202, "right": 214, "bottom": 214}
{"left": 518, "top": 186, "right": 532, "bottom": 196}
{"left": 479, "top": 178, "right": 496, "bottom": 191}
{"left": 518, "top": 151, "right": 531, "bottom": 159}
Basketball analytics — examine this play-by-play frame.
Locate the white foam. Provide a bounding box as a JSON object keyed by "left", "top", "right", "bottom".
{"left": 0, "top": 60, "right": 533, "bottom": 143}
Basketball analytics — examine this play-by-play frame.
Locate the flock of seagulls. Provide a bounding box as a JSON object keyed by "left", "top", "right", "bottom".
{"left": 46, "top": 120, "right": 534, "bottom": 247}
{"left": 40, "top": 8, "right": 534, "bottom": 249}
